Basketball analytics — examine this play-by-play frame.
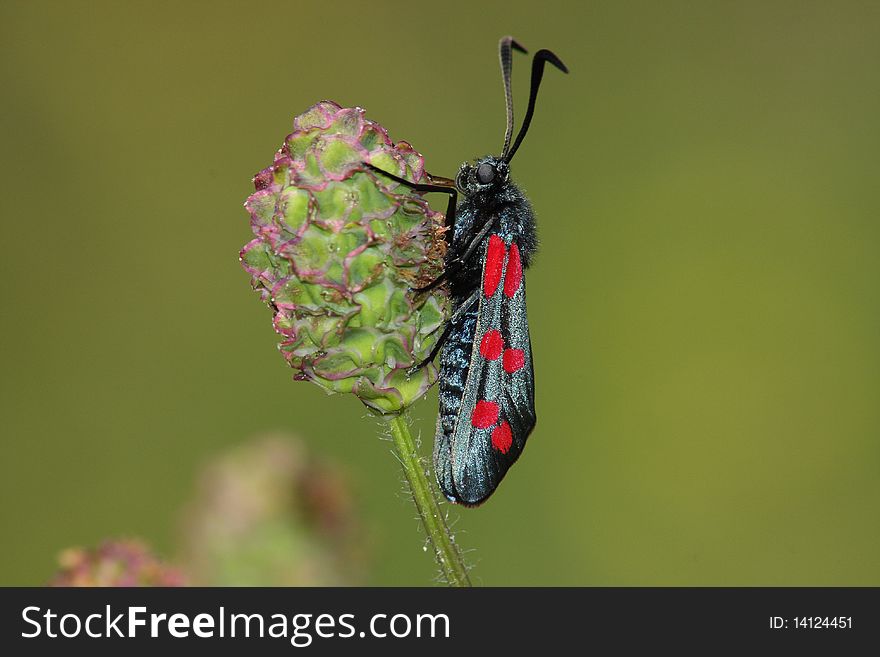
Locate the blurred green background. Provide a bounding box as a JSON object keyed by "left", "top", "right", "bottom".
{"left": 1, "top": 0, "right": 878, "bottom": 585}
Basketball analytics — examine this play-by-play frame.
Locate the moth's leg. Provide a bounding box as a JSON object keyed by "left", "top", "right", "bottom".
{"left": 367, "top": 163, "right": 467, "bottom": 295}
{"left": 367, "top": 163, "right": 492, "bottom": 296}
{"left": 448, "top": 288, "right": 481, "bottom": 323}
{"left": 366, "top": 164, "right": 457, "bottom": 240}
{"left": 425, "top": 172, "right": 459, "bottom": 239}
{"left": 410, "top": 214, "right": 494, "bottom": 294}
{"left": 407, "top": 288, "right": 480, "bottom": 374}
{"left": 407, "top": 323, "right": 454, "bottom": 376}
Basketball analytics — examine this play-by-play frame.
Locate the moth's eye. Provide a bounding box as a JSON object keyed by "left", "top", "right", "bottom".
{"left": 476, "top": 163, "right": 496, "bottom": 185}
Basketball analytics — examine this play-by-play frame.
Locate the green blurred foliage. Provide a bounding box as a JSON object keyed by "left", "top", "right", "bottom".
{"left": 1, "top": 0, "right": 878, "bottom": 585}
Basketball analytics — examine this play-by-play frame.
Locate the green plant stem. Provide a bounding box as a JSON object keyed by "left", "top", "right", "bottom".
{"left": 386, "top": 411, "right": 471, "bottom": 587}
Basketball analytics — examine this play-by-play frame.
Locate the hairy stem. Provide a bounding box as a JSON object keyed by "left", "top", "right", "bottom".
{"left": 386, "top": 411, "right": 471, "bottom": 587}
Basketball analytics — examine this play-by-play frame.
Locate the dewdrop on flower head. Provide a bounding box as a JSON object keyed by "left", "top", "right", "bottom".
{"left": 241, "top": 101, "right": 449, "bottom": 413}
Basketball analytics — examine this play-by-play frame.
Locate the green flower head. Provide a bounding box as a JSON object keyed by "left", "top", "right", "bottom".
{"left": 241, "top": 101, "right": 448, "bottom": 413}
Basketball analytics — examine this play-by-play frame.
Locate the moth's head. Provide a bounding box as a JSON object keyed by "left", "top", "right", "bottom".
{"left": 456, "top": 155, "right": 509, "bottom": 194}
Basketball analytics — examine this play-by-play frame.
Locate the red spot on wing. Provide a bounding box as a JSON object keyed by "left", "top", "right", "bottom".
{"left": 479, "top": 330, "right": 504, "bottom": 360}
{"left": 491, "top": 421, "right": 513, "bottom": 453}
{"left": 504, "top": 243, "right": 522, "bottom": 297}
{"left": 503, "top": 348, "right": 525, "bottom": 373}
{"left": 483, "top": 234, "right": 506, "bottom": 297}
{"left": 471, "top": 400, "right": 499, "bottom": 429}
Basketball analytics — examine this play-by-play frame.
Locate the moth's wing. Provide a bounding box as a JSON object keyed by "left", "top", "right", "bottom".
{"left": 497, "top": 278, "right": 536, "bottom": 449}
{"left": 433, "top": 419, "right": 454, "bottom": 500}
{"left": 448, "top": 236, "right": 536, "bottom": 505}
{"left": 433, "top": 305, "right": 480, "bottom": 502}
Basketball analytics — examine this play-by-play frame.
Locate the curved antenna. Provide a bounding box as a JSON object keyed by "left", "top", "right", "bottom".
{"left": 504, "top": 49, "right": 569, "bottom": 163}
{"left": 499, "top": 36, "right": 528, "bottom": 159}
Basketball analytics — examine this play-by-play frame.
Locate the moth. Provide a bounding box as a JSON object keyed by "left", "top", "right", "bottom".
{"left": 370, "top": 37, "right": 568, "bottom": 505}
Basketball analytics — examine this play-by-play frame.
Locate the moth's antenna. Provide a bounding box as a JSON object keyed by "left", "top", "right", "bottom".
{"left": 504, "top": 49, "right": 569, "bottom": 163}
{"left": 499, "top": 36, "right": 528, "bottom": 159}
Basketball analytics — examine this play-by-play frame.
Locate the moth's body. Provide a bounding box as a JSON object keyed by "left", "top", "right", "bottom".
{"left": 368, "top": 37, "right": 566, "bottom": 506}
{"left": 435, "top": 157, "right": 539, "bottom": 505}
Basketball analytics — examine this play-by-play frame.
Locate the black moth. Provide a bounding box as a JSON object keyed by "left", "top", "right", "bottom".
{"left": 370, "top": 37, "right": 568, "bottom": 505}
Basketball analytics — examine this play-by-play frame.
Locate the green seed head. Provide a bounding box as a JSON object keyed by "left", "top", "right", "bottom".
{"left": 241, "top": 101, "right": 448, "bottom": 413}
